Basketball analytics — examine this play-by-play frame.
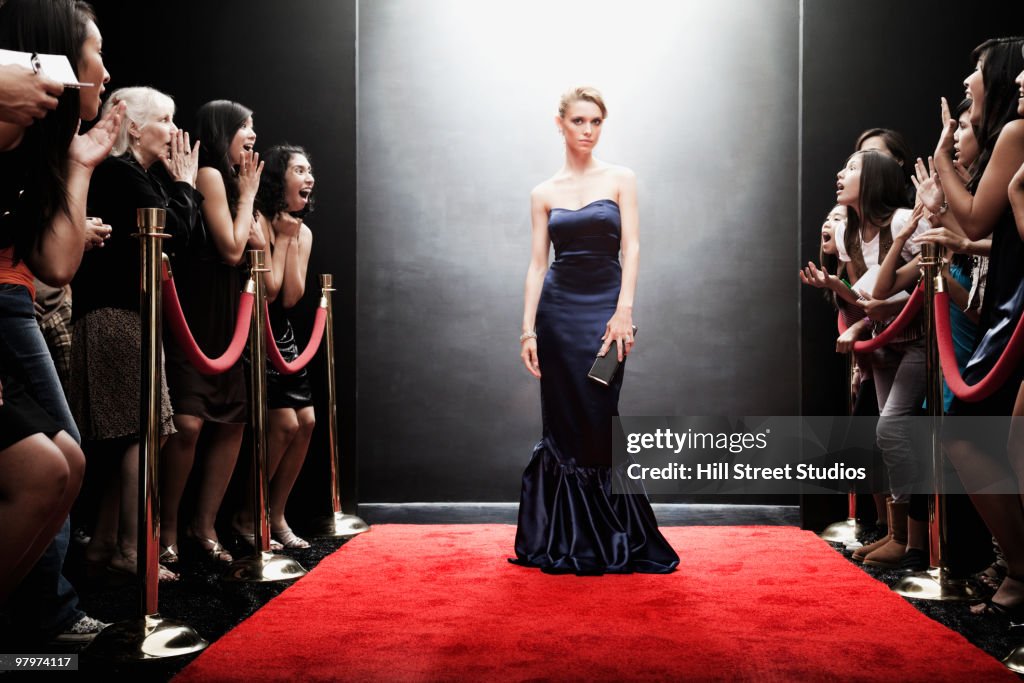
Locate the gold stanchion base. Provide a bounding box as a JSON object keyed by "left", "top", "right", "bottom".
{"left": 223, "top": 551, "right": 307, "bottom": 582}
{"left": 1001, "top": 645, "right": 1024, "bottom": 674}
{"left": 85, "top": 614, "right": 207, "bottom": 661}
{"left": 819, "top": 518, "right": 862, "bottom": 545}
{"left": 316, "top": 512, "right": 371, "bottom": 538}
{"left": 891, "top": 567, "right": 983, "bottom": 601}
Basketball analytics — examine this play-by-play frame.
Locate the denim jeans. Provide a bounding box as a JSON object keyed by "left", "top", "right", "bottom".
{"left": 0, "top": 284, "right": 83, "bottom": 636}
{"left": 872, "top": 339, "right": 927, "bottom": 503}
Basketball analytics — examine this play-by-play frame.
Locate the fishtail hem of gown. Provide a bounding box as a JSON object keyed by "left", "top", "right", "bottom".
{"left": 511, "top": 440, "right": 679, "bottom": 575}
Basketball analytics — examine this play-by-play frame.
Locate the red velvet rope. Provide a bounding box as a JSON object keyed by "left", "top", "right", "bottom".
{"left": 934, "top": 290, "right": 1024, "bottom": 402}
{"left": 835, "top": 283, "right": 924, "bottom": 353}
{"left": 163, "top": 276, "right": 254, "bottom": 375}
{"left": 265, "top": 303, "right": 327, "bottom": 375}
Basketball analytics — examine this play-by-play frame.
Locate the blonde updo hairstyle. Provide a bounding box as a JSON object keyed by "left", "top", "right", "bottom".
{"left": 557, "top": 86, "right": 607, "bottom": 119}
{"left": 102, "top": 86, "right": 176, "bottom": 157}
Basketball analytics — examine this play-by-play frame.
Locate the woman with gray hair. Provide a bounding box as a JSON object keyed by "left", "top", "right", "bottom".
{"left": 69, "top": 85, "right": 202, "bottom": 582}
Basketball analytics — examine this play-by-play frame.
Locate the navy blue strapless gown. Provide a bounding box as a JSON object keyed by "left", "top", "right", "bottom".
{"left": 512, "top": 198, "right": 679, "bottom": 574}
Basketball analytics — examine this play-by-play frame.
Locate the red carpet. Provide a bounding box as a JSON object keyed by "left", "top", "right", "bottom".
{"left": 174, "top": 525, "right": 1014, "bottom": 682}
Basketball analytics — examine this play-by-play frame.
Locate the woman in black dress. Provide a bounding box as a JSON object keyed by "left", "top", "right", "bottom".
{"left": 232, "top": 144, "right": 315, "bottom": 549}
{"left": 71, "top": 86, "right": 202, "bottom": 581}
{"left": 513, "top": 87, "right": 678, "bottom": 574}
{"left": 160, "top": 100, "right": 263, "bottom": 563}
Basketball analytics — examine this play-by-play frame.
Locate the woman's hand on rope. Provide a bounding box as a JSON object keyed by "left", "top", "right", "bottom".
{"left": 520, "top": 337, "right": 540, "bottom": 379}
{"left": 911, "top": 156, "right": 944, "bottom": 214}
{"left": 68, "top": 100, "right": 125, "bottom": 170}
{"left": 600, "top": 310, "right": 635, "bottom": 362}
{"left": 162, "top": 130, "right": 199, "bottom": 186}
{"left": 836, "top": 325, "right": 862, "bottom": 354}
{"left": 913, "top": 226, "right": 969, "bottom": 254}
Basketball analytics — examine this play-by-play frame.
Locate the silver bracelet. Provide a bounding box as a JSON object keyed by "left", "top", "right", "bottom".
{"left": 519, "top": 331, "right": 537, "bottom": 343}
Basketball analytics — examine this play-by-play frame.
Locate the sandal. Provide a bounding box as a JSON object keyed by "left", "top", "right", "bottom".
{"left": 232, "top": 524, "right": 283, "bottom": 551}
{"left": 272, "top": 527, "right": 311, "bottom": 549}
{"left": 971, "top": 598, "right": 1024, "bottom": 626}
{"left": 186, "top": 533, "right": 234, "bottom": 564}
{"left": 974, "top": 561, "right": 1008, "bottom": 592}
{"left": 107, "top": 553, "right": 179, "bottom": 583}
{"left": 159, "top": 544, "right": 179, "bottom": 565}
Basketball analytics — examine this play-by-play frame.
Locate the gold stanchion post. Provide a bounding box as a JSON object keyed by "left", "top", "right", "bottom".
{"left": 316, "top": 273, "right": 369, "bottom": 538}
{"left": 225, "top": 250, "right": 306, "bottom": 582}
{"left": 88, "top": 209, "right": 208, "bottom": 660}
{"left": 892, "top": 242, "right": 980, "bottom": 600}
{"left": 820, "top": 490, "right": 862, "bottom": 545}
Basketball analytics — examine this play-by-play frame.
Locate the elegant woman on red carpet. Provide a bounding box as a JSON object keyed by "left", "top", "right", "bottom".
{"left": 512, "top": 87, "right": 678, "bottom": 574}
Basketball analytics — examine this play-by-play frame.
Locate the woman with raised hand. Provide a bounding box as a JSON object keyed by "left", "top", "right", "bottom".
{"left": 232, "top": 144, "right": 315, "bottom": 550}
{"left": 160, "top": 100, "right": 263, "bottom": 565}
{"left": 0, "top": 0, "right": 123, "bottom": 643}
{"left": 916, "top": 37, "right": 1024, "bottom": 619}
{"left": 69, "top": 86, "right": 203, "bottom": 582}
{"left": 831, "top": 150, "right": 930, "bottom": 569}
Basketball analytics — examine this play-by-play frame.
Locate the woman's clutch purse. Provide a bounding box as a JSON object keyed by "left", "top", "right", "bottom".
{"left": 587, "top": 325, "right": 637, "bottom": 386}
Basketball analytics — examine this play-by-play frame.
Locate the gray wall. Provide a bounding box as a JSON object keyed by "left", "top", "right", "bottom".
{"left": 358, "top": 0, "right": 800, "bottom": 501}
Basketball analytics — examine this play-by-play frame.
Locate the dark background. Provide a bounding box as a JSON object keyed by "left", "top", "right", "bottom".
{"left": 87, "top": 1, "right": 1023, "bottom": 516}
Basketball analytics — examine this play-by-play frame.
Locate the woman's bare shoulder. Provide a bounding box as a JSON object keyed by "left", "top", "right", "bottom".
{"left": 530, "top": 177, "right": 559, "bottom": 208}
{"left": 600, "top": 163, "right": 636, "bottom": 181}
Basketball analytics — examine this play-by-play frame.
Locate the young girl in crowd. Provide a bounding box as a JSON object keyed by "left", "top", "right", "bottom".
{"left": 831, "top": 150, "right": 930, "bottom": 569}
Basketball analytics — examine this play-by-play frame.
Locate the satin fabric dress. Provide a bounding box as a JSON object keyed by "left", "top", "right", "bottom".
{"left": 512, "top": 198, "right": 679, "bottom": 574}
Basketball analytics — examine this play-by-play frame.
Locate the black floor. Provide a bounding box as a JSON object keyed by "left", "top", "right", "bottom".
{"left": 1, "top": 504, "right": 1019, "bottom": 680}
